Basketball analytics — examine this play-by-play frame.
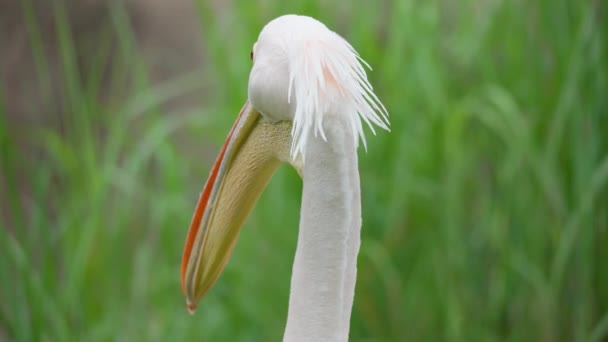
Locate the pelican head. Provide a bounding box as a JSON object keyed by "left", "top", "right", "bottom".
{"left": 181, "top": 14, "right": 388, "bottom": 341}
{"left": 248, "top": 15, "right": 388, "bottom": 160}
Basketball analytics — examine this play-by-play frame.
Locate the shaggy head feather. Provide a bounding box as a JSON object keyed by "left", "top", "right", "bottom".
{"left": 248, "top": 15, "right": 389, "bottom": 161}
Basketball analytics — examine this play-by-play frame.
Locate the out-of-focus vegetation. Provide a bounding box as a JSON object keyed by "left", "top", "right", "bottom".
{"left": 1, "top": 0, "right": 607, "bottom": 341}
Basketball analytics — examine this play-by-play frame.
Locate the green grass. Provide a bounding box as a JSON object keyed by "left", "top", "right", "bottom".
{"left": 1, "top": 0, "right": 607, "bottom": 340}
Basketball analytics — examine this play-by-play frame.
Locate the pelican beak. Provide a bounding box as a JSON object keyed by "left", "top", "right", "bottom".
{"left": 180, "top": 101, "right": 292, "bottom": 313}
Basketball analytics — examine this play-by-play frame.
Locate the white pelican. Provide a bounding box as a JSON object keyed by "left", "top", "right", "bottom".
{"left": 180, "top": 14, "right": 389, "bottom": 341}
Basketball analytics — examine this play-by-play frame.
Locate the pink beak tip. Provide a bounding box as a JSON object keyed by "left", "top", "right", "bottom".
{"left": 186, "top": 301, "right": 197, "bottom": 315}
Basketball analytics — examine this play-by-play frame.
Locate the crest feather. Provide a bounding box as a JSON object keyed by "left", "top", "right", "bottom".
{"left": 284, "top": 16, "right": 390, "bottom": 161}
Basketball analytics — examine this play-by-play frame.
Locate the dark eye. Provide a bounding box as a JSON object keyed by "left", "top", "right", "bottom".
{"left": 250, "top": 51, "right": 254, "bottom": 61}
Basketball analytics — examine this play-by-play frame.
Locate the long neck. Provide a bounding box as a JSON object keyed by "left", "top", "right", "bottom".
{"left": 284, "top": 115, "right": 361, "bottom": 342}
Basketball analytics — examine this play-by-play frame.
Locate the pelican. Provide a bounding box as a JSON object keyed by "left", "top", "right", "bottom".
{"left": 180, "top": 14, "right": 389, "bottom": 341}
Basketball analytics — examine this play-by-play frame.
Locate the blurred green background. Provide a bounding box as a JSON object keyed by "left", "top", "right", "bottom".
{"left": 1, "top": 0, "right": 607, "bottom": 341}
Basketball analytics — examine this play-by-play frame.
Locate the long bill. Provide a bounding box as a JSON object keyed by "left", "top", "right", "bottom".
{"left": 180, "top": 101, "right": 293, "bottom": 313}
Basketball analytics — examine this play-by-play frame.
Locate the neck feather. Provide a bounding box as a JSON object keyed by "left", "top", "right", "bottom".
{"left": 284, "top": 115, "right": 361, "bottom": 342}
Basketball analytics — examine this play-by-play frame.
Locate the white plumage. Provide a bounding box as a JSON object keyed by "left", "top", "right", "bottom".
{"left": 181, "top": 14, "right": 389, "bottom": 342}
{"left": 248, "top": 15, "right": 389, "bottom": 161}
